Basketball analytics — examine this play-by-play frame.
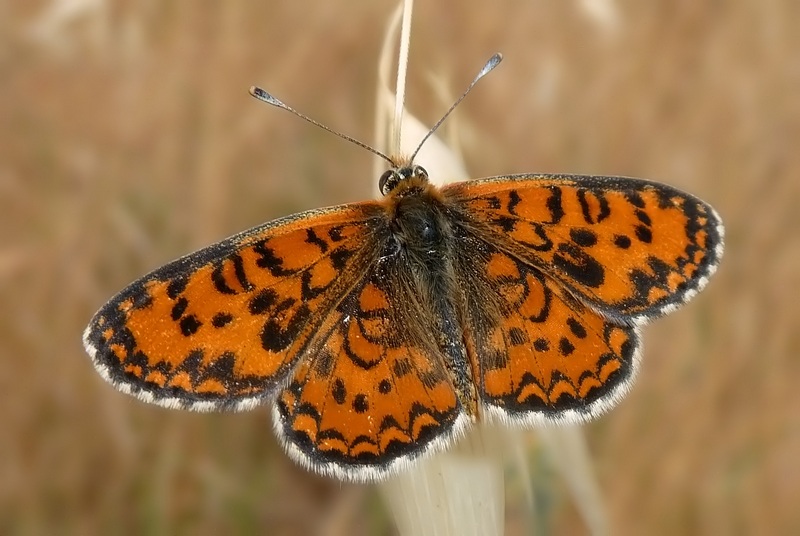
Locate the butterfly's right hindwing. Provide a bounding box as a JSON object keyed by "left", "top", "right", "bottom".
{"left": 274, "top": 232, "right": 466, "bottom": 481}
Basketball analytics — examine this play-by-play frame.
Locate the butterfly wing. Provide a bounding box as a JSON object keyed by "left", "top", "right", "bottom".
{"left": 444, "top": 174, "right": 724, "bottom": 322}
{"left": 274, "top": 250, "right": 466, "bottom": 481}
{"left": 443, "top": 174, "right": 722, "bottom": 423}
{"left": 451, "top": 235, "right": 639, "bottom": 423}
{"left": 83, "top": 202, "right": 389, "bottom": 411}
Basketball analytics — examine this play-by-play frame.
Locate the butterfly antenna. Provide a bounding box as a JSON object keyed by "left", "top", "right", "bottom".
{"left": 249, "top": 87, "right": 396, "bottom": 166}
{"left": 409, "top": 53, "right": 503, "bottom": 162}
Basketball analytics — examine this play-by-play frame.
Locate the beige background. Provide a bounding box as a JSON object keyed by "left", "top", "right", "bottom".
{"left": 2, "top": 1, "right": 798, "bottom": 534}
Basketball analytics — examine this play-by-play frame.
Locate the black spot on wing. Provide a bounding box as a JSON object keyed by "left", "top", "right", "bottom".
{"left": 507, "top": 190, "right": 522, "bottom": 215}
{"left": 232, "top": 254, "right": 254, "bottom": 292}
{"left": 613, "top": 235, "right": 632, "bottom": 249}
{"left": 179, "top": 315, "right": 201, "bottom": 336}
{"left": 566, "top": 317, "right": 588, "bottom": 339}
{"left": 332, "top": 378, "right": 347, "bottom": 404}
{"left": 625, "top": 191, "right": 646, "bottom": 208}
{"left": 419, "top": 370, "right": 445, "bottom": 389}
{"left": 379, "top": 414, "right": 402, "bottom": 432}
{"left": 330, "top": 247, "right": 352, "bottom": 270}
{"left": 259, "top": 304, "right": 310, "bottom": 352}
{"left": 249, "top": 288, "right": 279, "bottom": 315}
{"left": 378, "top": 379, "right": 392, "bottom": 394}
{"left": 546, "top": 186, "right": 565, "bottom": 223}
{"left": 211, "top": 264, "right": 237, "bottom": 294}
{"left": 525, "top": 270, "right": 553, "bottom": 323}
{"left": 123, "top": 349, "right": 150, "bottom": 376}
{"left": 305, "top": 229, "right": 329, "bottom": 253}
{"left": 635, "top": 225, "right": 653, "bottom": 243}
{"left": 492, "top": 216, "right": 516, "bottom": 233}
{"left": 211, "top": 312, "right": 233, "bottom": 328}
{"left": 352, "top": 393, "right": 369, "bottom": 413}
{"left": 553, "top": 243, "right": 605, "bottom": 288}
{"left": 327, "top": 226, "right": 345, "bottom": 242}
{"left": 558, "top": 337, "right": 575, "bottom": 356}
{"left": 288, "top": 400, "right": 322, "bottom": 428}
{"left": 577, "top": 189, "right": 610, "bottom": 224}
{"left": 175, "top": 349, "right": 204, "bottom": 376}
{"left": 253, "top": 241, "right": 295, "bottom": 276}
{"left": 171, "top": 297, "right": 188, "bottom": 321}
{"left": 129, "top": 285, "right": 153, "bottom": 310}
{"left": 569, "top": 228, "right": 598, "bottom": 247}
{"left": 166, "top": 276, "right": 188, "bottom": 299}
{"left": 483, "top": 348, "right": 508, "bottom": 370}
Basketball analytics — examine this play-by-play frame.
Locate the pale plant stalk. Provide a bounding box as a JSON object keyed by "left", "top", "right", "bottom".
{"left": 538, "top": 426, "right": 608, "bottom": 534}
{"left": 373, "top": 3, "right": 609, "bottom": 534}
{"left": 374, "top": 5, "right": 504, "bottom": 535}
{"left": 391, "top": 0, "right": 414, "bottom": 155}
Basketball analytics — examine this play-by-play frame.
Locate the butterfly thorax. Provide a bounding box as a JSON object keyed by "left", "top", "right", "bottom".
{"left": 384, "top": 176, "right": 450, "bottom": 265}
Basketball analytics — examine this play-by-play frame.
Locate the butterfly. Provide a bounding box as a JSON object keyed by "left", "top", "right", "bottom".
{"left": 83, "top": 55, "right": 724, "bottom": 482}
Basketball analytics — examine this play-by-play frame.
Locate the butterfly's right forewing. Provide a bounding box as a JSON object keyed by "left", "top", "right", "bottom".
{"left": 84, "top": 202, "right": 387, "bottom": 411}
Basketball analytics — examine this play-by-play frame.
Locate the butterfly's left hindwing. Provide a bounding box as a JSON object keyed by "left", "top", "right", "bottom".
{"left": 444, "top": 174, "right": 724, "bottom": 322}
{"left": 83, "top": 202, "right": 386, "bottom": 411}
{"left": 451, "top": 234, "right": 639, "bottom": 424}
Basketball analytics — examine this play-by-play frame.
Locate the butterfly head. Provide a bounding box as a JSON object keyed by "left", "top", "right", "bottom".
{"left": 379, "top": 164, "right": 429, "bottom": 196}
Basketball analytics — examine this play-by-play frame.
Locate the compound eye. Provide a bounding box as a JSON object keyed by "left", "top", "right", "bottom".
{"left": 414, "top": 165, "right": 429, "bottom": 180}
{"left": 379, "top": 169, "right": 399, "bottom": 195}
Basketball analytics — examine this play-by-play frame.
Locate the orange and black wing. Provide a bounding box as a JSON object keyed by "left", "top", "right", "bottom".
{"left": 444, "top": 174, "right": 722, "bottom": 421}
{"left": 83, "top": 202, "right": 387, "bottom": 411}
{"left": 274, "top": 252, "right": 466, "bottom": 481}
{"left": 452, "top": 237, "right": 638, "bottom": 423}
{"left": 444, "top": 174, "right": 724, "bottom": 322}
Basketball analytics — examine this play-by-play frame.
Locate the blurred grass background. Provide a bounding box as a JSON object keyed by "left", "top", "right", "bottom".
{"left": 2, "top": 1, "right": 798, "bottom": 534}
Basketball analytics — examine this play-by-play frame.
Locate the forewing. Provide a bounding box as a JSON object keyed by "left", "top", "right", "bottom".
{"left": 444, "top": 174, "right": 724, "bottom": 321}
{"left": 83, "top": 202, "right": 386, "bottom": 411}
{"left": 275, "top": 259, "right": 466, "bottom": 481}
{"left": 454, "top": 239, "right": 639, "bottom": 424}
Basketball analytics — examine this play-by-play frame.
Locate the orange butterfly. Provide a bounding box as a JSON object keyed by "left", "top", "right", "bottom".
{"left": 83, "top": 54, "right": 723, "bottom": 482}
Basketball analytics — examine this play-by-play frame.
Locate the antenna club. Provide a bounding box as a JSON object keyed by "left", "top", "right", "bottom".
{"left": 480, "top": 53, "right": 503, "bottom": 77}
{"left": 250, "top": 86, "right": 283, "bottom": 106}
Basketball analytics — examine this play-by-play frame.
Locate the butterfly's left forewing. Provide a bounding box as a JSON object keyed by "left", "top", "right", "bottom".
{"left": 83, "top": 202, "right": 386, "bottom": 411}
{"left": 443, "top": 174, "right": 722, "bottom": 423}
{"left": 444, "top": 174, "right": 724, "bottom": 323}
